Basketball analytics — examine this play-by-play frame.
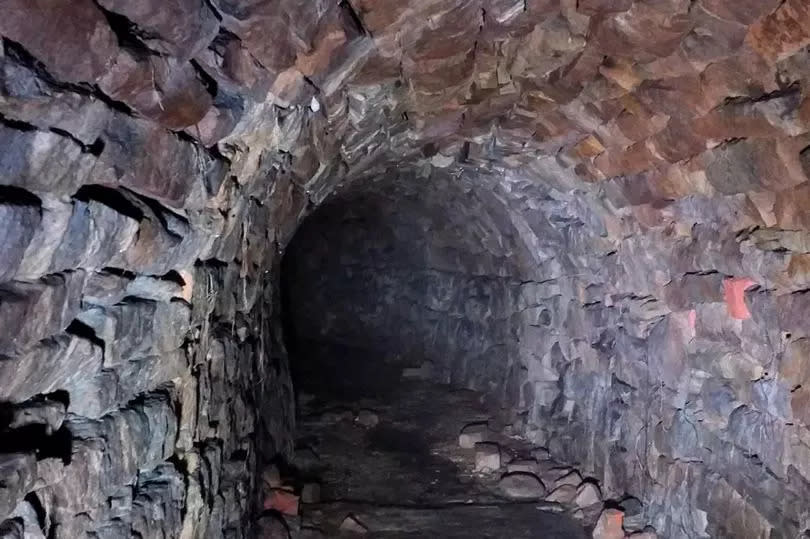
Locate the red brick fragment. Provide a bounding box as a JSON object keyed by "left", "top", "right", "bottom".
{"left": 723, "top": 277, "right": 756, "bottom": 320}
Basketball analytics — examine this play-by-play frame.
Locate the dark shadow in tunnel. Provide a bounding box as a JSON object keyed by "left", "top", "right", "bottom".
{"left": 279, "top": 194, "right": 409, "bottom": 402}
{"left": 279, "top": 173, "right": 531, "bottom": 411}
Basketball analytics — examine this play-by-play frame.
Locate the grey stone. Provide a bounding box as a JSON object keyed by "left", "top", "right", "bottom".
{"left": 474, "top": 442, "right": 501, "bottom": 473}
{"left": 6, "top": 397, "right": 66, "bottom": 434}
{"left": 497, "top": 472, "right": 547, "bottom": 499}
{"left": 573, "top": 482, "right": 601, "bottom": 509}
{"left": 0, "top": 271, "right": 86, "bottom": 355}
{"left": 459, "top": 422, "right": 489, "bottom": 449}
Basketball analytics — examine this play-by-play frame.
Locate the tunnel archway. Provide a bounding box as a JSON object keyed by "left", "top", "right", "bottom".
{"left": 281, "top": 168, "right": 534, "bottom": 403}
{"left": 275, "top": 168, "right": 599, "bottom": 537}
{"left": 1, "top": 0, "right": 810, "bottom": 536}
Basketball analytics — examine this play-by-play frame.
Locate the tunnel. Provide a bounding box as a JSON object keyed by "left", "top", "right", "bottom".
{"left": 2, "top": 0, "right": 810, "bottom": 537}
{"left": 282, "top": 170, "right": 533, "bottom": 401}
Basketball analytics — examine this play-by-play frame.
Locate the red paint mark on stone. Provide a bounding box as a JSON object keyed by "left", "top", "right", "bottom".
{"left": 723, "top": 277, "right": 756, "bottom": 320}
{"left": 593, "top": 508, "right": 625, "bottom": 539}
{"left": 688, "top": 309, "right": 697, "bottom": 331}
{"left": 263, "top": 490, "right": 299, "bottom": 515}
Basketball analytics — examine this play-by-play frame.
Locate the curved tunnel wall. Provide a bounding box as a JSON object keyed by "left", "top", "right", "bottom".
{"left": 0, "top": 0, "right": 809, "bottom": 537}
{"left": 284, "top": 171, "right": 531, "bottom": 404}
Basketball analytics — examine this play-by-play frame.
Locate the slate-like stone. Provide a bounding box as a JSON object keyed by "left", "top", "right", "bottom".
{"left": 76, "top": 299, "right": 190, "bottom": 366}
{"left": 0, "top": 335, "right": 103, "bottom": 408}
{"left": 498, "top": 472, "right": 547, "bottom": 499}
{"left": 0, "top": 126, "right": 95, "bottom": 195}
{"left": 0, "top": 194, "right": 41, "bottom": 282}
{"left": 0, "top": 271, "right": 86, "bottom": 355}
{"left": 6, "top": 397, "right": 66, "bottom": 434}
{"left": 0, "top": 55, "right": 111, "bottom": 145}
{"left": 98, "top": 51, "right": 214, "bottom": 130}
{"left": 0, "top": 0, "right": 118, "bottom": 84}
{"left": 96, "top": 0, "right": 219, "bottom": 61}
{"left": 96, "top": 114, "right": 226, "bottom": 207}
{"left": 0, "top": 454, "right": 35, "bottom": 520}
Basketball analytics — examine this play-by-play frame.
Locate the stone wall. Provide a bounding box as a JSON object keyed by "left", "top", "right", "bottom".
{"left": 1, "top": 0, "right": 810, "bottom": 537}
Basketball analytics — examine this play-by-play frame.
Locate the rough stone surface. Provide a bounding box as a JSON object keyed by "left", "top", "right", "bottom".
{"left": 592, "top": 508, "right": 624, "bottom": 539}
{"left": 498, "top": 472, "right": 547, "bottom": 499}
{"left": 459, "top": 422, "right": 489, "bottom": 449}
{"left": 573, "top": 483, "right": 602, "bottom": 509}
{"left": 0, "top": 0, "right": 809, "bottom": 536}
{"left": 474, "top": 443, "right": 502, "bottom": 473}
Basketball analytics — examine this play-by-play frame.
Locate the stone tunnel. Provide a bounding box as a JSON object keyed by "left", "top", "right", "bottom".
{"left": 1, "top": 0, "right": 810, "bottom": 537}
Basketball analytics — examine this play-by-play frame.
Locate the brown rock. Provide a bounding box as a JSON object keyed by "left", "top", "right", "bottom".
{"left": 96, "top": 114, "right": 227, "bottom": 208}
{"left": 747, "top": 0, "right": 810, "bottom": 62}
{"left": 347, "top": 0, "right": 412, "bottom": 33}
{"left": 577, "top": 0, "right": 631, "bottom": 16}
{"left": 210, "top": 0, "right": 297, "bottom": 73}
{"left": 0, "top": 0, "right": 118, "bottom": 83}
{"left": 96, "top": 0, "right": 219, "bottom": 60}
{"left": 590, "top": 3, "right": 691, "bottom": 61}
{"left": 700, "top": 0, "right": 782, "bottom": 25}
{"left": 648, "top": 118, "right": 707, "bottom": 163}
{"left": 702, "top": 138, "right": 809, "bottom": 195}
{"left": 98, "top": 51, "right": 213, "bottom": 130}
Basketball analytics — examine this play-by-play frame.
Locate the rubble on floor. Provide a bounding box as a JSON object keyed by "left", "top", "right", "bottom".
{"left": 255, "top": 367, "right": 659, "bottom": 538}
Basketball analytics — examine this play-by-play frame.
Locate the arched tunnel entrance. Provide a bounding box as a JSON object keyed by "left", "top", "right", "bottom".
{"left": 3, "top": 0, "right": 810, "bottom": 537}
{"left": 282, "top": 172, "right": 529, "bottom": 403}
{"left": 269, "top": 172, "right": 622, "bottom": 537}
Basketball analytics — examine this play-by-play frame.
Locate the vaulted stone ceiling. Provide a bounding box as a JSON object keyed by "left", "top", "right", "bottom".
{"left": 1, "top": 0, "right": 810, "bottom": 537}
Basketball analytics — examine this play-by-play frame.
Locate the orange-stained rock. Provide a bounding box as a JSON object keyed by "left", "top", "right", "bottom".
{"left": 263, "top": 489, "right": 300, "bottom": 516}
{"left": 593, "top": 142, "right": 664, "bottom": 178}
{"left": 613, "top": 98, "right": 669, "bottom": 142}
{"left": 569, "top": 135, "right": 606, "bottom": 160}
{"left": 599, "top": 57, "right": 641, "bottom": 90}
{"left": 592, "top": 508, "right": 624, "bottom": 539}
{"left": 747, "top": 0, "right": 810, "bottom": 62}
{"left": 723, "top": 277, "right": 756, "bottom": 320}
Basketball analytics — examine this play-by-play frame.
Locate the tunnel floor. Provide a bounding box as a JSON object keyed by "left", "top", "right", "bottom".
{"left": 256, "top": 343, "right": 606, "bottom": 538}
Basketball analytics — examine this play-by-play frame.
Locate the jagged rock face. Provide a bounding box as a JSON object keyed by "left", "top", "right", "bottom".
{"left": 0, "top": 0, "right": 809, "bottom": 537}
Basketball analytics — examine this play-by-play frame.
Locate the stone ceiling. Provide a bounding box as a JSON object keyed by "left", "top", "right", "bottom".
{"left": 1, "top": 0, "right": 810, "bottom": 537}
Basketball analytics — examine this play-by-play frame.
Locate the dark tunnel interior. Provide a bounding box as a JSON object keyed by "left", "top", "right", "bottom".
{"left": 2, "top": 0, "right": 810, "bottom": 537}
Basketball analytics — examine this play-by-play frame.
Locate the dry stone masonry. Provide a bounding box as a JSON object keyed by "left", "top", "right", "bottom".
{"left": 0, "top": 0, "right": 810, "bottom": 537}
